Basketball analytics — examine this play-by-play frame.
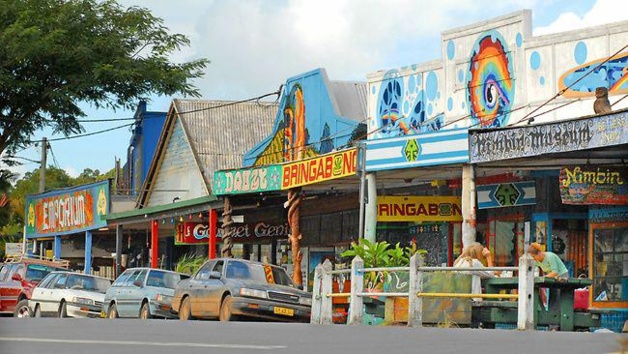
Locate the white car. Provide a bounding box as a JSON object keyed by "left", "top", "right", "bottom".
{"left": 29, "top": 271, "right": 112, "bottom": 318}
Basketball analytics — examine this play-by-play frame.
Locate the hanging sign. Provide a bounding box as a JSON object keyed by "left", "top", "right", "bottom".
{"left": 281, "top": 148, "right": 357, "bottom": 189}
{"left": 175, "top": 222, "right": 210, "bottom": 245}
{"left": 213, "top": 165, "right": 282, "bottom": 195}
{"left": 476, "top": 181, "right": 536, "bottom": 209}
{"left": 175, "top": 221, "right": 290, "bottom": 245}
{"left": 377, "top": 196, "right": 462, "bottom": 222}
{"left": 25, "top": 180, "right": 110, "bottom": 238}
{"left": 559, "top": 166, "right": 627, "bottom": 205}
{"left": 588, "top": 206, "right": 628, "bottom": 223}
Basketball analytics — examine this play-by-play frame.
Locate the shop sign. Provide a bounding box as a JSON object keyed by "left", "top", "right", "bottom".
{"left": 281, "top": 148, "right": 357, "bottom": 189}
{"left": 175, "top": 222, "right": 210, "bottom": 245}
{"left": 25, "top": 180, "right": 110, "bottom": 238}
{"left": 365, "top": 128, "right": 469, "bottom": 171}
{"left": 4, "top": 243, "right": 23, "bottom": 257}
{"left": 559, "top": 166, "right": 627, "bottom": 205}
{"left": 213, "top": 165, "right": 282, "bottom": 195}
{"left": 377, "top": 196, "right": 462, "bottom": 222}
{"left": 477, "top": 181, "right": 536, "bottom": 209}
{"left": 470, "top": 111, "right": 628, "bottom": 163}
{"left": 588, "top": 206, "right": 628, "bottom": 223}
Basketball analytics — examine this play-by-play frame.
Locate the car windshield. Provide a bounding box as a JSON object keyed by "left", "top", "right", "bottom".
{"left": 66, "top": 274, "right": 111, "bottom": 293}
{"left": 25, "top": 264, "right": 66, "bottom": 282}
{"left": 146, "top": 271, "right": 187, "bottom": 289}
{"left": 226, "top": 261, "right": 294, "bottom": 287}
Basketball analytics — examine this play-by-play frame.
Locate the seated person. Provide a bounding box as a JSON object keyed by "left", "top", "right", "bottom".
{"left": 527, "top": 242, "right": 569, "bottom": 281}
{"left": 453, "top": 242, "right": 498, "bottom": 301}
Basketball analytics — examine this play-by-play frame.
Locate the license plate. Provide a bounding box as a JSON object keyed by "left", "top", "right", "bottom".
{"left": 273, "top": 307, "right": 294, "bottom": 317}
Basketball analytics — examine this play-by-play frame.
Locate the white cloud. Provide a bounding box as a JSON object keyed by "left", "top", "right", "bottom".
{"left": 533, "top": 0, "right": 627, "bottom": 36}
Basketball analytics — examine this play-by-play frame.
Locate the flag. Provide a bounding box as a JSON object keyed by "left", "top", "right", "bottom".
{"left": 0, "top": 193, "right": 7, "bottom": 207}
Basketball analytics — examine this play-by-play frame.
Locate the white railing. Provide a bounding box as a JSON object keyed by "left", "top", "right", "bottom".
{"left": 311, "top": 253, "right": 536, "bottom": 330}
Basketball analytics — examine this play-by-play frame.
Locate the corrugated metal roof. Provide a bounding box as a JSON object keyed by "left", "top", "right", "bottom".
{"left": 173, "top": 99, "right": 278, "bottom": 190}
{"left": 328, "top": 81, "right": 368, "bottom": 122}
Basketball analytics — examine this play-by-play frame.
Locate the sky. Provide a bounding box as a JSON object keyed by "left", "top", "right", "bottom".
{"left": 5, "top": 0, "right": 627, "bottom": 181}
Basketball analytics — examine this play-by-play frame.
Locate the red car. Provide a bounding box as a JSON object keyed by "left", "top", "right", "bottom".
{"left": 0, "top": 256, "right": 69, "bottom": 317}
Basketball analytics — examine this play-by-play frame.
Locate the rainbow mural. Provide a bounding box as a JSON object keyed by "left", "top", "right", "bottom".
{"left": 466, "top": 30, "right": 515, "bottom": 128}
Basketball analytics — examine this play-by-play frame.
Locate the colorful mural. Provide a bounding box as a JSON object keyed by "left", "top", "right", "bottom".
{"left": 558, "top": 51, "right": 628, "bottom": 98}
{"left": 466, "top": 30, "right": 515, "bottom": 128}
{"left": 245, "top": 69, "right": 364, "bottom": 167}
{"left": 373, "top": 69, "right": 444, "bottom": 139}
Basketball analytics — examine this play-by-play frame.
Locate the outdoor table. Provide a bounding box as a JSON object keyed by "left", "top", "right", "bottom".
{"left": 483, "top": 277, "right": 593, "bottom": 331}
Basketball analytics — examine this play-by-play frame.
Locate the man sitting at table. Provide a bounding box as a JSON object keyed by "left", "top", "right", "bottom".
{"left": 527, "top": 242, "right": 569, "bottom": 281}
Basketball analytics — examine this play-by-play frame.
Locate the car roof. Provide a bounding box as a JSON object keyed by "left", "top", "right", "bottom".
{"left": 123, "top": 267, "right": 188, "bottom": 275}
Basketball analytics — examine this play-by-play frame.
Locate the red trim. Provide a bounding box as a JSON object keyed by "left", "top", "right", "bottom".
{"left": 209, "top": 209, "right": 217, "bottom": 259}
{"left": 150, "top": 220, "right": 159, "bottom": 268}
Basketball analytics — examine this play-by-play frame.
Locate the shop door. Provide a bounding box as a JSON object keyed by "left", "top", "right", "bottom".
{"left": 486, "top": 215, "right": 524, "bottom": 266}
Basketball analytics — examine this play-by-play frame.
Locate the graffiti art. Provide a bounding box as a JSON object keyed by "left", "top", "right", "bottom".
{"left": 558, "top": 52, "right": 628, "bottom": 98}
{"left": 467, "top": 30, "right": 515, "bottom": 128}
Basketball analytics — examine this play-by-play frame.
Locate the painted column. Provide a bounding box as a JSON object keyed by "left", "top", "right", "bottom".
{"left": 286, "top": 187, "right": 303, "bottom": 286}
{"left": 115, "top": 225, "right": 123, "bottom": 277}
{"left": 53, "top": 235, "right": 62, "bottom": 261}
{"left": 84, "top": 231, "right": 92, "bottom": 275}
{"left": 221, "top": 197, "right": 234, "bottom": 258}
{"left": 364, "top": 173, "right": 378, "bottom": 243}
{"left": 208, "top": 209, "right": 217, "bottom": 259}
{"left": 461, "top": 164, "right": 477, "bottom": 249}
{"left": 150, "top": 220, "right": 159, "bottom": 268}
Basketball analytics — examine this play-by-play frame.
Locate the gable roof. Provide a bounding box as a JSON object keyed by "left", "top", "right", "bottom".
{"left": 137, "top": 99, "right": 278, "bottom": 208}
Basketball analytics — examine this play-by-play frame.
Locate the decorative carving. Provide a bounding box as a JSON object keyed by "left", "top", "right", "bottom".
{"left": 286, "top": 187, "right": 303, "bottom": 286}
{"left": 221, "top": 196, "right": 234, "bottom": 258}
{"left": 593, "top": 87, "right": 612, "bottom": 114}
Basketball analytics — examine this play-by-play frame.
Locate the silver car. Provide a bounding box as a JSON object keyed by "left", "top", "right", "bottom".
{"left": 29, "top": 271, "right": 111, "bottom": 318}
{"left": 171, "top": 259, "right": 312, "bottom": 322}
{"left": 102, "top": 268, "right": 189, "bottom": 319}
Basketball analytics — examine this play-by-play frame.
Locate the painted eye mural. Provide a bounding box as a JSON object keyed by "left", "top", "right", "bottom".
{"left": 558, "top": 51, "right": 628, "bottom": 98}
{"left": 466, "top": 30, "right": 515, "bottom": 128}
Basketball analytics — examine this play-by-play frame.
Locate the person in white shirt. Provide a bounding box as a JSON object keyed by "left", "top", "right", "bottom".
{"left": 453, "top": 242, "right": 498, "bottom": 301}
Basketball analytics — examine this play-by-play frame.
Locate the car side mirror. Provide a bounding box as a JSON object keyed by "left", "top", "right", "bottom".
{"left": 209, "top": 271, "right": 221, "bottom": 280}
{"left": 133, "top": 280, "right": 144, "bottom": 288}
{"left": 11, "top": 273, "right": 22, "bottom": 282}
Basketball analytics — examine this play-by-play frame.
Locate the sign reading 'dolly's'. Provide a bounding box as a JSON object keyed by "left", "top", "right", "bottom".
{"left": 175, "top": 221, "right": 290, "bottom": 245}
{"left": 377, "top": 196, "right": 462, "bottom": 222}
{"left": 213, "top": 165, "right": 283, "bottom": 195}
{"left": 25, "top": 180, "right": 110, "bottom": 238}
{"left": 560, "top": 166, "right": 627, "bottom": 205}
{"left": 281, "top": 148, "right": 357, "bottom": 189}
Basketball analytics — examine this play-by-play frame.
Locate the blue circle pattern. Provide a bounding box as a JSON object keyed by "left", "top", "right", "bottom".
{"left": 530, "top": 51, "right": 541, "bottom": 70}
{"left": 516, "top": 33, "right": 522, "bottom": 47}
{"left": 540, "top": 76, "right": 545, "bottom": 86}
{"left": 426, "top": 71, "right": 438, "bottom": 101}
{"left": 408, "top": 75, "right": 416, "bottom": 94}
{"left": 447, "top": 40, "right": 455, "bottom": 60}
{"left": 447, "top": 97, "right": 453, "bottom": 111}
{"left": 575, "top": 41, "right": 587, "bottom": 65}
{"left": 458, "top": 69, "right": 464, "bottom": 83}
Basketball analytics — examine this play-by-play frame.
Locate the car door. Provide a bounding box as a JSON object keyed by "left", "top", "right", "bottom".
{"left": 119, "top": 269, "right": 147, "bottom": 317}
{"left": 193, "top": 260, "right": 227, "bottom": 318}
{"left": 0, "top": 264, "right": 17, "bottom": 312}
{"left": 32, "top": 273, "right": 63, "bottom": 316}
{"left": 3, "top": 263, "right": 25, "bottom": 312}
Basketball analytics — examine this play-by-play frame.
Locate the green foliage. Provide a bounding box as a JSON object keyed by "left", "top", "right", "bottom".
{"left": 341, "top": 238, "right": 426, "bottom": 268}
{"left": 175, "top": 254, "right": 208, "bottom": 275}
{"left": 0, "top": 0, "right": 209, "bottom": 157}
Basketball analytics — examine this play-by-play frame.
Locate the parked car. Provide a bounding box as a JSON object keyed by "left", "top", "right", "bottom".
{"left": 102, "top": 268, "right": 189, "bottom": 319}
{"left": 171, "top": 258, "right": 312, "bottom": 322}
{"left": 28, "top": 271, "right": 112, "bottom": 318}
{"left": 0, "top": 256, "right": 69, "bottom": 317}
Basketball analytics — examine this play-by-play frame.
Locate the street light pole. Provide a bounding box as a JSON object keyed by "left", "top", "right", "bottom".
{"left": 39, "top": 137, "right": 47, "bottom": 193}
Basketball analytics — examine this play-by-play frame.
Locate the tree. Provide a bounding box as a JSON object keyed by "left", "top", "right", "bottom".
{"left": 0, "top": 0, "right": 209, "bottom": 158}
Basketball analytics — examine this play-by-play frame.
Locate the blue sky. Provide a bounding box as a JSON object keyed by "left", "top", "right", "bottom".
{"left": 7, "top": 0, "right": 624, "bottom": 180}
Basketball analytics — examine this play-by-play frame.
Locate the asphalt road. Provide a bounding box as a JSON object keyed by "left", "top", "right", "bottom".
{"left": 0, "top": 318, "right": 624, "bottom": 354}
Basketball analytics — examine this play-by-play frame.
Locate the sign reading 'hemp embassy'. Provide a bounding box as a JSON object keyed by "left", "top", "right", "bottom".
{"left": 469, "top": 111, "right": 628, "bottom": 163}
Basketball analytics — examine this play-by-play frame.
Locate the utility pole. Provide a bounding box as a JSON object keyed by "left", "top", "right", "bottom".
{"left": 39, "top": 137, "right": 47, "bottom": 193}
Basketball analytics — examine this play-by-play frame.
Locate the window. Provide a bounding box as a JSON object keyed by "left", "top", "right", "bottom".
{"left": 592, "top": 225, "right": 627, "bottom": 304}
{"left": 225, "top": 261, "right": 250, "bottom": 279}
{"left": 39, "top": 272, "right": 62, "bottom": 289}
{"left": 55, "top": 273, "right": 68, "bottom": 288}
{"left": 194, "top": 261, "right": 216, "bottom": 280}
{"left": 112, "top": 270, "right": 132, "bottom": 287}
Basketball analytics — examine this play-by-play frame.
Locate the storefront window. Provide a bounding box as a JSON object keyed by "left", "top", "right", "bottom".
{"left": 592, "top": 226, "right": 628, "bottom": 303}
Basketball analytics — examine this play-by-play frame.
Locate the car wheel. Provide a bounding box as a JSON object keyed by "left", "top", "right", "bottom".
{"left": 14, "top": 299, "right": 32, "bottom": 318}
{"left": 179, "top": 297, "right": 192, "bottom": 321}
{"left": 34, "top": 305, "right": 41, "bottom": 318}
{"left": 58, "top": 302, "right": 68, "bottom": 318}
{"left": 140, "top": 302, "right": 152, "bottom": 320}
{"left": 107, "top": 303, "right": 119, "bottom": 319}
{"left": 219, "top": 295, "right": 233, "bottom": 322}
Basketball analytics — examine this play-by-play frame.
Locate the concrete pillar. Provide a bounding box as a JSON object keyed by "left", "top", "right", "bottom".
{"left": 364, "top": 173, "right": 378, "bottom": 243}
{"left": 150, "top": 220, "right": 159, "bottom": 268}
{"left": 53, "top": 235, "right": 62, "bottom": 261}
{"left": 461, "top": 164, "right": 477, "bottom": 249}
{"left": 84, "top": 231, "right": 92, "bottom": 274}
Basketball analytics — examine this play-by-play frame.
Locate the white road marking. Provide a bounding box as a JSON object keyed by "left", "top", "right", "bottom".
{"left": 0, "top": 337, "right": 286, "bottom": 350}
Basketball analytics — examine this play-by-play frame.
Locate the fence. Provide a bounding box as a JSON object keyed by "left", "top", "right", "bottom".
{"left": 311, "top": 253, "right": 536, "bottom": 330}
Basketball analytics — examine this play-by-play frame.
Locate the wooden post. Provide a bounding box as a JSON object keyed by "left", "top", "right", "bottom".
{"left": 208, "top": 209, "right": 217, "bottom": 259}
{"left": 311, "top": 263, "right": 324, "bottom": 324}
{"left": 150, "top": 220, "right": 159, "bottom": 268}
{"left": 408, "top": 253, "right": 424, "bottom": 327}
{"left": 518, "top": 253, "right": 535, "bottom": 330}
{"left": 221, "top": 197, "right": 234, "bottom": 258}
{"left": 348, "top": 256, "right": 364, "bottom": 325}
{"left": 115, "top": 225, "right": 123, "bottom": 278}
{"left": 286, "top": 187, "right": 303, "bottom": 286}
{"left": 320, "top": 259, "right": 333, "bottom": 325}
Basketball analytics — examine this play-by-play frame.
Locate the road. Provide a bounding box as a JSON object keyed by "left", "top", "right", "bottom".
{"left": 0, "top": 318, "right": 624, "bottom": 354}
